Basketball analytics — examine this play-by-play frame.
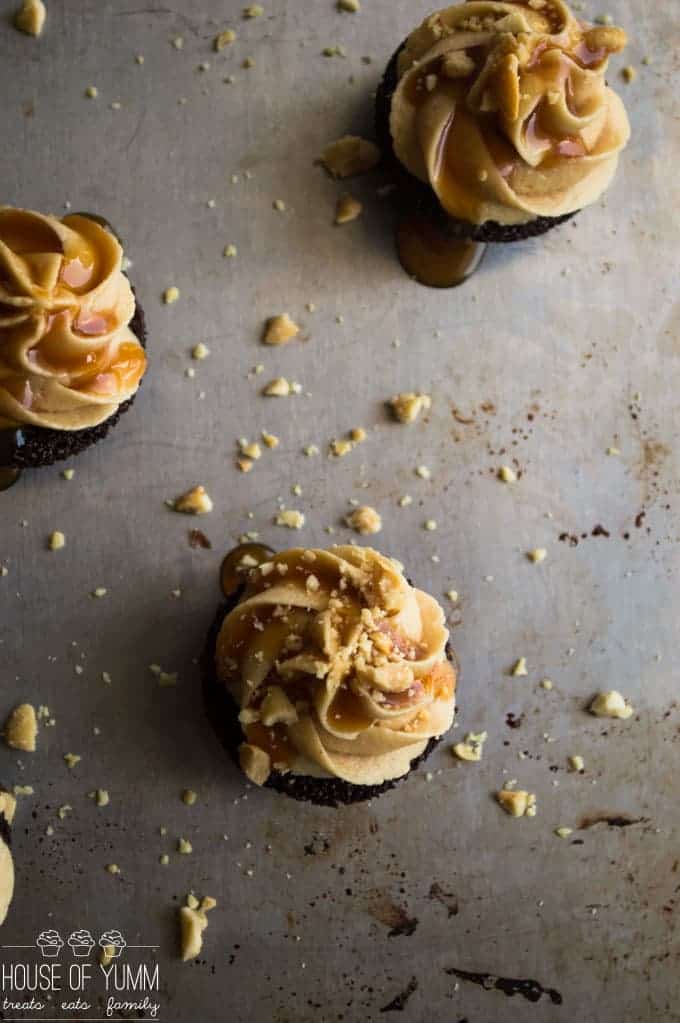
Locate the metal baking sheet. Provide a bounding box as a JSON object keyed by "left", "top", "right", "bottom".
{"left": 1, "top": 1, "right": 678, "bottom": 1020}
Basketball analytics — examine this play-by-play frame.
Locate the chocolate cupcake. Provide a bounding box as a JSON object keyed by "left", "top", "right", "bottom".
{"left": 203, "top": 544, "right": 458, "bottom": 807}
{"left": 375, "top": 1, "right": 631, "bottom": 285}
{"left": 0, "top": 207, "right": 148, "bottom": 488}
{"left": 0, "top": 790, "right": 16, "bottom": 927}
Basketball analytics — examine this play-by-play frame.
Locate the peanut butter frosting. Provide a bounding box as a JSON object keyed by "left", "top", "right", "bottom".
{"left": 0, "top": 208, "right": 146, "bottom": 431}
{"left": 216, "top": 546, "right": 457, "bottom": 786}
{"left": 390, "top": 0, "right": 630, "bottom": 225}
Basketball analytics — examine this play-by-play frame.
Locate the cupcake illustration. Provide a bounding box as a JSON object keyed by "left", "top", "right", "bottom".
{"left": 36, "top": 929, "right": 64, "bottom": 958}
{"left": 67, "top": 929, "right": 95, "bottom": 958}
{"left": 98, "top": 929, "right": 126, "bottom": 958}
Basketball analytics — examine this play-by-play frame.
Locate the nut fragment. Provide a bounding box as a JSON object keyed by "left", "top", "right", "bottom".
{"left": 243, "top": 3, "right": 263, "bottom": 16}
{"left": 260, "top": 686, "right": 298, "bottom": 727}
{"left": 498, "top": 465, "right": 517, "bottom": 483}
{"left": 335, "top": 195, "right": 362, "bottom": 224}
{"left": 179, "top": 894, "right": 217, "bottom": 962}
{"left": 568, "top": 755, "right": 584, "bottom": 772}
{"left": 3, "top": 704, "right": 37, "bottom": 753}
{"left": 388, "top": 392, "right": 431, "bottom": 424}
{"left": 511, "top": 657, "right": 528, "bottom": 677}
{"left": 214, "top": 28, "right": 237, "bottom": 50}
{"left": 14, "top": 0, "right": 46, "bottom": 36}
{"left": 527, "top": 548, "right": 547, "bottom": 563}
{"left": 162, "top": 286, "right": 180, "bottom": 304}
{"left": 275, "top": 509, "right": 305, "bottom": 529}
{"left": 48, "top": 530, "right": 65, "bottom": 551}
{"left": 338, "top": 0, "right": 360, "bottom": 10}
{"left": 263, "top": 377, "right": 293, "bottom": 397}
{"left": 589, "top": 690, "right": 634, "bottom": 719}
{"left": 262, "top": 314, "right": 300, "bottom": 345}
{"left": 621, "top": 65, "right": 637, "bottom": 83}
{"left": 320, "top": 136, "right": 381, "bottom": 178}
{"left": 346, "top": 505, "right": 382, "bottom": 535}
{"left": 452, "top": 731, "right": 487, "bottom": 763}
{"left": 172, "top": 486, "right": 213, "bottom": 515}
{"left": 555, "top": 826, "right": 573, "bottom": 839}
{"left": 239, "top": 743, "right": 271, "bottom": 785}
{"left": 496, "top": 789, "right": 536, "bottom": 818}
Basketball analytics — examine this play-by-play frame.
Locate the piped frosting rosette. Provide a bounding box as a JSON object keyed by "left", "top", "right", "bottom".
{"left": 216, "top": 546, "right": 457, "bottom": 786}
{"left": 0, "top": 207, "right": 146, "bottom": 430}
{"left": 390, "top": 0, "right": 631, "bottom": 225}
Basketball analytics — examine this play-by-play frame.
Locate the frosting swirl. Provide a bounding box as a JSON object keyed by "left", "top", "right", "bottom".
{"left": 390, "top": 0, "right": 630, "bottom": 225}
{"left": 216, "top": 546, "right": 457, "bottom": 786}
{"left": 0, "top": 208, "right": 146, "bottom": 430}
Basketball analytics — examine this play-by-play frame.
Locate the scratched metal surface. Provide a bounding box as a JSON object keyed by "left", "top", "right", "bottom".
{"left": 0, "top": 1, "right": 678, "bottom": 1020}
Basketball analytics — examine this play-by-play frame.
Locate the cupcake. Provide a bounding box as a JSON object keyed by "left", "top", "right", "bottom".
{"left": 37, "top": 929, "right": 64, "bottom": 958}
{"left": 0, "top": 790, "right": 16, "bottom": 928}
{"left": 68, "top": 929, "right": 96, "bottom": 958}
{"left": 98, "top": 929, "right": 126, "bottom": 957}
{"left": 203, "top": 544, "right": 458, "bottom": 807}
{"left": 375, "top": 0, "right": 630, "bottom": 285}
{"left": 0, "top": 207, "right": 147, "bottom": 488}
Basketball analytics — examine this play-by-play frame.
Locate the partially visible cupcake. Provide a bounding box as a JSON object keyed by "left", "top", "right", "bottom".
{"left": 0, "top": 790, "right": 16, "bottom": 928}
{"left": 0, "top": 207, "right": 147, "bottom": 486}
{"left": 203, "top": 544, "right": 458, "bottom": 807}
{"left": 375, "top": 1, "right": 631, "bottom": 284}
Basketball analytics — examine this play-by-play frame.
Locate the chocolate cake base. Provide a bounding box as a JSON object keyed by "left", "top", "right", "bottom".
{"left": 4, "top": 296, "right": 147, "bottom": 471}
{"left": 201, "top": 594, "right": 452, "bottom": 808}
{"left": 375, "top": 44, "right": 577, "bottom": 244}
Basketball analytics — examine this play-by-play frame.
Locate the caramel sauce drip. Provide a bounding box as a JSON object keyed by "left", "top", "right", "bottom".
{"left": 244, "top": 721, "right": 295, "bottom": 768}
{"left": 397, "top": 215, "right": 487, "bottom": 288}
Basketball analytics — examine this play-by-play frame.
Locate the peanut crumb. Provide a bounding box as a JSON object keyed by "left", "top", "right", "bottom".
{"left": 335, "top": 195, "right": 363, "bottom": 224}
{"left": 621, "top": 65, "right": 636, "bottom": 83}
{"left": 320, "top": 136, "right": 381, "bottom": 178}
{"left": 48, "top": 530, "right": 65, "bottom": 551}
{"left": 275, "top": 509, "right": 305, "bottom": 529}
{"left": 214, "top": 28, "right": 237, "bottom": 50}
{"left": 263, "top": 377, "right": 293, "bottom": 397}
{"left": 3, "top": 703, "right": 37, "bottom": 753}
{"left": 415, "top": 465, "right": 431, "bottom": 480}
{"left": 262, "top": 313, "right": 300, "bottom": 345}
{"left": 452, "top": 731, "right": 487, "bottom": 762}
{"left": 192, "top": 342, "right": 210, "bottom": 360}
{"left": 555, "top": 826, "right": 573, "bottom": 839}
{"left": 273, "top": 199, "right": 286, "bottom": 212}
{"left": 14, "top": 0, "right": 46, "bottom": 36}
{"left": 163, "top": 286, "right": 180, "bottom": 304}
{"left": 498, "top": 465, "right": 517, "bottom": 483}
{"left": 540, "top": 678, "right": 554, "bottom": 691}
{"left": 388, "top": 392, "right": 431, "bottom": 424}
{"left": 182, "top": 789, "right": 197, "bottom": 806}
{"left": 105, "top": 863, "right": 120, "bottom": 875}
{"left": 239, "top": 439, "right": 262, "bottom": 460}
{"left": 180, "top": 894, "right": 217, "bottom": 961}
{"left": 85, "top": 86, "right": 98, "bottom": 99}
{"left": 177, "top": 837, "right": 193, "bottom": 855}
{"left": 446, "top": 589, "right": 459, "bottom": 602}
{"left": 511, "top": 657, "right": 528, "bottom": 677}
{"left": 243, "top": 4, "right": 263, "bottom": 16}
{"left": 223, "top": 244, "right": 238, "bottom": 258}
{"left": 237, "top": 457, "right": 254, "bottom": 473}
{"left": 527, "top": 548, "right": 547, "bottom": 563}
{"left": 568, "top": 755, "right": 584, "bottom": 772}
{"left": 262, "top": 431, "right": 279, "bottom": 449}
{"left": 497, "top": 789, "right": 536, "bottom": 818}
{"left": 172, "top": 485, "right": 213, "bottom": 515}
{"left": 239, "top": 743, "right": 271, "bottom": 785}
{"left": 589, "top": 690, "right": 633, "bottom": 719}
{"left": 338, "top": 0, "right": 360, "bottom": 10}
{"left": 63, "top": 753, "right": 81, "bottom": 769}
{"left": 346, "top": 505, "right": 382, "bottom": 535}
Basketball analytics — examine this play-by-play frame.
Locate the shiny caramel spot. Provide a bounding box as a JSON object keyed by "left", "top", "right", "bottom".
{"left": 396, "top": 215, "right": 486, "bottom": 288}
{"left": 220, "top": 542, "right": 276, "bottom": 598}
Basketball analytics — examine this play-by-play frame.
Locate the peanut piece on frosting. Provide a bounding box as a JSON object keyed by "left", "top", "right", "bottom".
{"left": 320, "top": 136, "right": 381, "bottom": 178}
{"left": 14, "top": 0, "right": 46, "bottom": 36}
{"left": 589, "top": 690, "right": 634, "bottom": 719}
{"left": 179, "top": 894, "right": 217, "bottom": 962}
{"left": 388, "top": 392, "right": 431, "bottom": 424}
{"left": 497, "top": 789, "right": 536, "bottom": 818}
{"left": 239, "top": 743, "right": 271, "bottom": 786}
{"left": 4, "top": 704, "right": 37, "bottom": 753}
{"left": 346, "top": 505, "right": 382, "bottom": 535}
{"left": 335, "top": 195, "right": 362, "bottom": 224}
{"left": 441, "top": 50, "right": 476, "bottom": 79}
{"left": 260, "top": 686, "right": 298, "bottom": 727}
{"left": 262, "top": 314, "right": 300, "bottom": 345}
{"left": 172, "top": 485, "right": 213, "bottom": 515}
